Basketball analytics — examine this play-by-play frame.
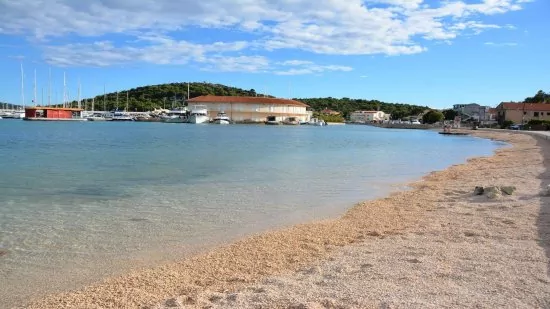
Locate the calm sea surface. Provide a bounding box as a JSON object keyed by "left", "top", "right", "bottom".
{"left": 0, "top": 121, "right": 501, "bottom": 306}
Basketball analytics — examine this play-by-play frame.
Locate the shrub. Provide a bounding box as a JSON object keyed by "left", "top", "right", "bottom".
{"left": 422, "top": 110, "right": 444, "bottom": 124}
{"left": 501, "top": 120, "right": 514, "bottom": 129}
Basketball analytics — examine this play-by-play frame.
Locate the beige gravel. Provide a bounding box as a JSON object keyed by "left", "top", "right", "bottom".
{"left": 21, "top": 131, "right": 550, "bottom": 309}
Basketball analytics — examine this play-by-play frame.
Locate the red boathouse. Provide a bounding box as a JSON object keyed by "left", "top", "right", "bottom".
{"left": 24, "top": 107, "right": 86, "bottom": 121}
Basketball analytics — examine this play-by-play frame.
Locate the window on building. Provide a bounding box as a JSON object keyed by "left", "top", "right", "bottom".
{"left": 524, "top": 112, "right": 527, "bottom": 115}
{"left": 547, "top": 112, "right": 550, "bottom": 116}
{"left": 534, "top": 112, "right": 540, "bottom": 117}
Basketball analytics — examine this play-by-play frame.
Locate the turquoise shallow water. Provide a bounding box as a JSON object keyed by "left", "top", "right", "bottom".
{"left": 0, "top": 121, "right": 501, "bottom": 306}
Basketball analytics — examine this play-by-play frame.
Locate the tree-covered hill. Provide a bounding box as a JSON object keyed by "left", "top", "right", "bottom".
{"left": 56, "top": 81, "right": 429, "bottom": 119}
{"left": 297, "top": 97, "right": 429, "bottom": 119}
{"left": 66, "top": 82, "right": 269, "bottom": 112}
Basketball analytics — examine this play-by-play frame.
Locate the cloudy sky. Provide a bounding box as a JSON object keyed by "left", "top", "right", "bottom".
{"left": 0, "top": 0, "right": 548, "bottom": 108}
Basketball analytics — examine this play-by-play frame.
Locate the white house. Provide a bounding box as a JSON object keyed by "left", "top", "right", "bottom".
{"left": 350, "top": 110, "right": 391, "bottom": 123}
{"left": 186, "top": 95, "right": 311, "bottom": 122}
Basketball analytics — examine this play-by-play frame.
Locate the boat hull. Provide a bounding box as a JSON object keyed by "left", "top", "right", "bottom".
{"left": 213, "top": 119, "right": 230, "bottom": 124}
{"left": 87, "top": 117, "right": 111, "bottom": 121}
{"left": 23, "top": 117, "right": 88, "bottom": 121}
{"left": 265, "top": 121, "right": 281, "bottom": 125}
{"left": 163, "top": 117, "right": 187, "bottom": 123}
{"left": 188, "top": 115, "right": 209, "bottom": 124}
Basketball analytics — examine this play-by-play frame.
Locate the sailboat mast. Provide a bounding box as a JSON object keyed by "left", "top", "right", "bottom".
{"left": 33, "top": 69, "right": 37, "bottom": 106}
{"left": 126, "top": 91, "right": 129, "bottom": 112}
{"left": 63, "top": 72, "right": 67, "bottom": 108}
{"left": 48, "top": 67, "right": 51, "bottom": 105}
{"left": 92, "top": 97, "right": 95, "bottom": 112}
{"left": 20, "top": 62, "right": 25, "bottom": 108}
{"left": 77, "top": 78, "right": 81, "bottom": 109}
{"left": 103, "top": 85, "right": 106, "bottom": 111}
{"left": 187, "top": 82, "right": 190, "bottom": 100}
{"left": 116, "top": 91, "right": 119, "bottom": 110}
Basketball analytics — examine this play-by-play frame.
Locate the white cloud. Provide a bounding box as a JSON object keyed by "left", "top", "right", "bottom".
{"left": 484, "top": 42, "right": 518, "bottom": 47}
{"left": 0, "top": 0, "right": 531, "bottom": 72}
{"left": 274, "top": 62, "right": 353, "bottom": 75}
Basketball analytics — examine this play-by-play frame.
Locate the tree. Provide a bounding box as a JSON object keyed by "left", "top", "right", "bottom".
{"left": 524, "top": 90, "right": 549, "bottom": 103}
{"left": 422, "top": 110, "right": 444, "bottom": 124}
{"left": 442, "top": 109, "right": 458, "bottom": 120}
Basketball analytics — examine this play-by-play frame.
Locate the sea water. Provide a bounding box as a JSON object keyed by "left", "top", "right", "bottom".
{"left": 0, "top": 121, "right": 501, "bottom": 306}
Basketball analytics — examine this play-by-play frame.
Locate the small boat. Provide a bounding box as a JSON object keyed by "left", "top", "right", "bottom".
{"left": 13, "top": 111, "right": 25, "bottom": 119}
{"left": 308, "top": 118, "right": 327, "bottom": 126}
{"left": 439, "top": 132, "right": 469, "bottom": 135}
{"left": 111, "top": 111, "right": 134, "bottom": 121}
{"left": 282, "top": 117, "right": 299, "bottom": 125}
{"left": 188, "top": 105, "right": 209, "bottom": 124}
{"left": 0, "top": 112, "right": 16, "bottom": 119}
{"left": 213, "top": 111, "right": 230, "bottom": 124}
{"left": 87, "top": 112, "right": 111, "bottom": 121}
{"left": 265, "top": 115, "right": 280, "bottom": 125}
{"left": 161, "top": 107, "right": 189, "bottom": 123}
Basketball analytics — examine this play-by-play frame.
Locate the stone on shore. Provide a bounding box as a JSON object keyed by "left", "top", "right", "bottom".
{"left": 484, "top": 186, "right": 501, "bottom": 199}
{"left": 501, "top": 186, "right": 516, "bottom": 195}
{"left": 473, "top": 186, "right": 484, "bottom": 195}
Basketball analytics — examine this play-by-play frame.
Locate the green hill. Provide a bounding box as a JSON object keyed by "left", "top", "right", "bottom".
{"left": 57, "top": 82, "right": 429, "bottom": 119}
{"left": 297, "top": 97, "right": 428, "bottom": 120}
{"left": 65, "top": 82, "right": 269, "bottom": 112}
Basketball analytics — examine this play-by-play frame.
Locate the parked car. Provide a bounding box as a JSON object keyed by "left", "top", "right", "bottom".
{"left": 411, "top": 120, "right": 421, "bottom": 125}
{"left": 509, "top": 124, "right": 523, "bottom": 130}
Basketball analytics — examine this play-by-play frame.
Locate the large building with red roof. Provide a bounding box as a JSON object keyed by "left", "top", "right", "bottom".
{"left": 186, "top": 95, "right": 311, "bottom": 123}
{"left": 495, "top": 102, "right": 550, "bottom": 124}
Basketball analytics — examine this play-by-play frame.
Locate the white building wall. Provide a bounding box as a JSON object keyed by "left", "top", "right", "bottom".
{"left": 350, "top": 111, "right": 390, "bottom": 122}
{"left": 191, "top": 101, "right": 310, "bottom": 122}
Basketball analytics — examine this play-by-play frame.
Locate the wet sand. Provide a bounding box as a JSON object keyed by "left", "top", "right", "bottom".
{"left": 20, "top": 130, "right": 550, "bottom": 308}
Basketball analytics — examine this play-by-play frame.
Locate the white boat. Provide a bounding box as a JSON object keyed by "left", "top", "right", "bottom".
{"left": 188, "top": 105, "right": 209, "bottom": 124}
{"left": 111, "top": 111, "right": 134, "bottom": 121}
{"left": 161, "top": 107, "right": 188, "bottom": 123}
{"left": 13, "top": 111, "right": 25, "bottom": 119}
{"left": 282, "top": 117, "right": 299, "bottom": 125}
{"left": 308, "top": 118, "right": 327, "bottom": 126}
{"left": 0, "top": 111, "right": 24, "bottom": 119}
{"left": 213, "top": 111, "right": 230, "bottom": 124}
{"left": 87, "top": 112, "right": 111, "bottom": 121}
{"left": 265, "top": 115, "right": 280, "bottom": 125}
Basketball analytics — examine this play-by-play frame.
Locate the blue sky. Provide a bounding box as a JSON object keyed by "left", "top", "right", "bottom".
{"left": 0, "top": 0, "right": 548, "bottom": 109}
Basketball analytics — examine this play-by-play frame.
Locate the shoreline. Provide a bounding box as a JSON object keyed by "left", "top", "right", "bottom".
{"left": 20, "top": 130, "right": 550, "bottom": 308}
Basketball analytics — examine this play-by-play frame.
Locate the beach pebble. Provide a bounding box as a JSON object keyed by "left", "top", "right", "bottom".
{"left": 540, "top": 185, "right": 550, "bottom": 196}
{"left": 500, "top": 186, "right": 516, "bottom": 195}
{"left": 226, "top": 293, "right": 238, "bottom": 302}
{"left": 473, "top": 186, "right": 485, "bottom": 195}
{"left": 163, "top": 298, "right": 181, "bottom": 307}
{"left": 484, "top": 187, "right": 501, "bottom": 199}
{"left": 0, "top": 249, "right": 8, "bottom": 257}
{"left": 288, "top": 302, "right": 324, "bottom": 309}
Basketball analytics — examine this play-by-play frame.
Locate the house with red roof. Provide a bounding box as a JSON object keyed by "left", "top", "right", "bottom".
{"left": 349, "top": 110, "right": 391, "bottom": 123}
{"left": 495, "top": 102, "right": 550, "bottom": 124}
{"left": 186, "top": 95, "right": 311, "bottom": 123}
{"left": 321, "top": 108, "right": 340, "bottom": 116}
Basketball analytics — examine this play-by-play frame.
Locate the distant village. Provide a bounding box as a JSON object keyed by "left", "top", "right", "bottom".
{"left": 345, "top": 101, "right": 550, "bottom": 129}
